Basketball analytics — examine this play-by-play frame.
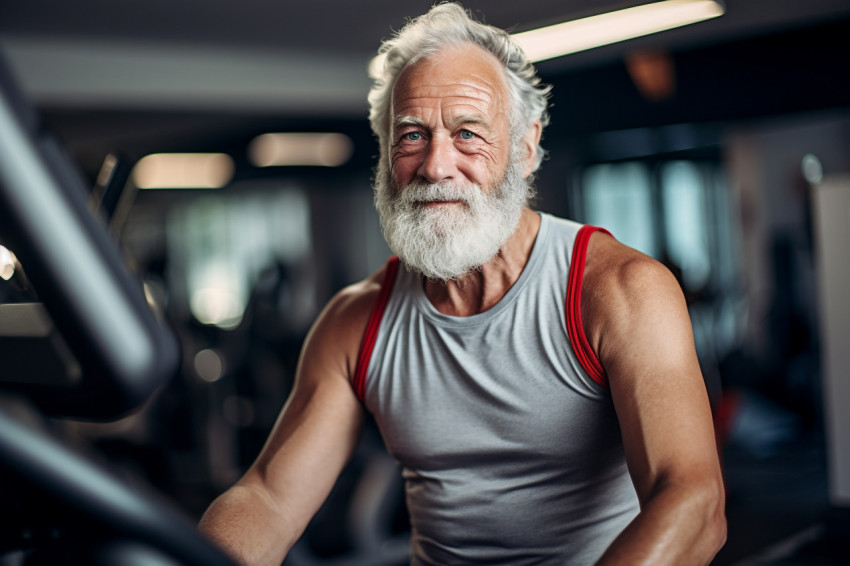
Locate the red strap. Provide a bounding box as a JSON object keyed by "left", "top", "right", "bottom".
{"left": 353, "top": 256, "right": 401, "bottom": 402}
{"left": 566, "top": 226, "right": 611, "bottom": 388}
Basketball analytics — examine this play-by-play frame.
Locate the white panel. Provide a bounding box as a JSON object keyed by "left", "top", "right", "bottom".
{"left": 812, "top": 175, "right": 850, "bottom": 506}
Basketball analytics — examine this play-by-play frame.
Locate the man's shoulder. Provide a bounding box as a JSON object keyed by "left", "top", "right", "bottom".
{"left": 303, "top": 259, "right": 400, "bottom": 381}
{"left": 322, "top": 259, "right": 398, "bottom": 328}
{"left": 584, "top": 234, "right": 682, "bottom": 313}
{"left": 581, "top": 234, "right": 686, "bottom": 363}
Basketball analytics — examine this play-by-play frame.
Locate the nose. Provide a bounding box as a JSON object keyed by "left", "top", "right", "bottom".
{"left": 417, "top": 135, "right": 456, "bottom": 184}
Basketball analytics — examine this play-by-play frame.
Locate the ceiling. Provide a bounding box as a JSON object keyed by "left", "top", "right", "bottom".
{"left": 3, "top": 0, "right": 850, "bottom": 112}
{"left": 2, "top": 0, "right": 850, "bottom": 170}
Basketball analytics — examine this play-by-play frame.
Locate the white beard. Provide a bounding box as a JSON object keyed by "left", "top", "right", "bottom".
{"left": 374, "top": 161, "right": 530, "bottom": 281}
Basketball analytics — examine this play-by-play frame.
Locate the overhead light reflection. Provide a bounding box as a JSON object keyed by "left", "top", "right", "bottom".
{"left": 248, "top": 133, "right": 353, "bottom": 167}
{"left": 132, "top": 153, "right": 234, "bottom": 189}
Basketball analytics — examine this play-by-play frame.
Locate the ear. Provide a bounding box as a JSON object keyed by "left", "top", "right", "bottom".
{"left": 521, "top": 120, "right": 542, "bottom": 178}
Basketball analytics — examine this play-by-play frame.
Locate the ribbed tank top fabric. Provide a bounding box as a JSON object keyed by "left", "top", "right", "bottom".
{"left": 355, "top": 213, "right": 639, "bottom": 565}
{"left": 354, "top": 226, "right": 611, "bottom": 398}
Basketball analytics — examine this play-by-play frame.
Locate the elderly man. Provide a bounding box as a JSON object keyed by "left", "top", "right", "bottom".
{"left": 199, "top": 4, "right": 726, "bottom": 565}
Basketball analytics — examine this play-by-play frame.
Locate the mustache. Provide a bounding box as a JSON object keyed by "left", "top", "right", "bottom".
{"left": 394, "top": 180, "right": 483, "bottom": 207}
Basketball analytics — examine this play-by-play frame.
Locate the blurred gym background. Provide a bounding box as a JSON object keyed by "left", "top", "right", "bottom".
{"left": 2, "top": 1, "right": 850, "bottom": 564}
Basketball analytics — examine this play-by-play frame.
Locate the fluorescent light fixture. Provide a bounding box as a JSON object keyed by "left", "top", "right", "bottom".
{"left": 132, "top": 153, "right": 234, "bottom": 189}
{"left": 248, "top": 133, "right": 353, "bottom": 167}
{"left": 368, "top": 0, "right": 723, "bottom": 73}
{"left": 513, "top": 0, "right": 724, "bottom": 63}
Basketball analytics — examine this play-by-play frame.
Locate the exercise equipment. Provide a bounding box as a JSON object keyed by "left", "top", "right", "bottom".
{"left": 0, "top": 51, "right": 236, "bottom": 565}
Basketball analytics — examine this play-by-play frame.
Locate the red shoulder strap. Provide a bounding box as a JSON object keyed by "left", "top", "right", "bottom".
{"left": 352, "top": 256, "right": 401, "bottom": 402}
{"left": 566, "top": 226, "right": 611, "bottom": 388}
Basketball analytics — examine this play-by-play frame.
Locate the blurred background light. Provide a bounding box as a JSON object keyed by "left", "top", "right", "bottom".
{"left": 194, "top": 348, "right": 225, "bottom": 383}
{"left": 0, "top": 245, "right": 16, "bottom": 281}
{"left": 248, "top": 133, "right": 353, "bottom": 167}
{"left": 625, "top": 49, "right": 676, "bottom": 101}
{"left": 167, "top": 189, "right": 312, "bottom": 331}
{"left": 190, "top": 287, "right": 245, "bottom": 330}
{"left": 802, "top": 153, "right": 824, "bottom": 185}
{"left": 132, "top": 153, "right": 234, "bottom": 189}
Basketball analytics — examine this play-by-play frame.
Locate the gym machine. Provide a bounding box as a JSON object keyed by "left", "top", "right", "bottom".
{"left": 0, "top": 52, "right": 236, "bottom": 566}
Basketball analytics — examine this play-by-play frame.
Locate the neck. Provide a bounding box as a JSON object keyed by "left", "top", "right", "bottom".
{"left": 424, "top": 208, "right": 540, "bottom": 316}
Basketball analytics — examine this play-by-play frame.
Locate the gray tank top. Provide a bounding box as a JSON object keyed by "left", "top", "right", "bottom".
{"left": 359, "top": 213, "right": 640, "bottom": 565}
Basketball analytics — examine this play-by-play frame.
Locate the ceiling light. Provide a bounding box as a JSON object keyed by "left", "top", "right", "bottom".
{"left": 513, "top": 0, "right": 725, "bottom": 63}
{"left": 248, "top": 133, "right": 353, "bottom": 167}
{"left": 132, "top": 153, "right": 234, "bottom": 189}
{"left": 369, "top": 0, "right": 723, "bottom": 73}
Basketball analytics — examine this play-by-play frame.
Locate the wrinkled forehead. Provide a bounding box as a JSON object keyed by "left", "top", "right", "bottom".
{"left": 390, "top": 44, "right": 510, "bottom": 123}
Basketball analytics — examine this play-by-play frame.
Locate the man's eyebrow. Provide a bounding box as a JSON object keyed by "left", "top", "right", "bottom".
{"left": 447, "top": 114, "right": 489, "bottom": 129}
{"left": 393, "top": 115, "right": 425, "bottom": 129}
{"left": 392, "top": 114, "right": 491, "bottom": 130}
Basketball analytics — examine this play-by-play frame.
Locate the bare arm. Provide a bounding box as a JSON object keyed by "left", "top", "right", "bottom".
{"left": 584, "top": 234, "right": 726, "bottom": 565}
{"left": 198, "top": 272, "right": 385, "bottom": 565}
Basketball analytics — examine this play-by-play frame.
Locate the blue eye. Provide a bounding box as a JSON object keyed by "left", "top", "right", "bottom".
{"left": 404, "top": 132, "right": 422, "bottom": 141}
{"left": 459, "top": 130, "right": 475, "bottom": 140}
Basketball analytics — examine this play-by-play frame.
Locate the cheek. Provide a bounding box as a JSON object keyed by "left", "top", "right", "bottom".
{"left": 461, "top": 151, "right": 508, "bottom": 187}
{"left": 390, "top": 153, "right": 418, "bottom": 187}
{"left": 465, "top": 134, "right": 509, "bottom": 170}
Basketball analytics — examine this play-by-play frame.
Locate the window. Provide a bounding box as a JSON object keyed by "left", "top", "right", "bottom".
{"left": 661, "top": 161, "right": 711, "bottom": 290}
{"left": 167, "top": 187, "right": 312, "bottom": 329}
{"left": 580, "top": 159, "right": 733, "bottom": 296}
{"left": 582, "top": 162, "right": 658, "bottom": 258}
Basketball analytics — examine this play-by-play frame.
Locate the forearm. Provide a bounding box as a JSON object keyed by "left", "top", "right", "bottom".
{"left": 596, "top": 479, "right": 726, "bottom": 566}
{"left": 199, "top": 483, "right": 301, "bottom": 566}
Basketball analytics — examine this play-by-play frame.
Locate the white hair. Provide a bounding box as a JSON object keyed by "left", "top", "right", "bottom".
{"left": 367, "top": 2, "right": 551, "bottom": 175}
